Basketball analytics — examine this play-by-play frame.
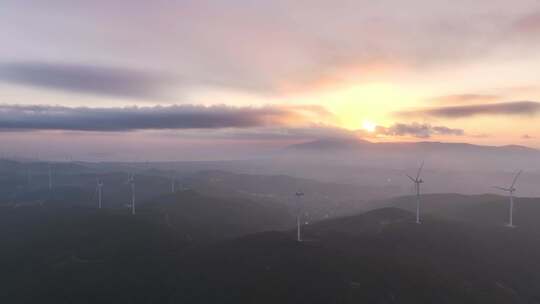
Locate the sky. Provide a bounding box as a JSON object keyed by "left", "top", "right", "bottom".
{"left": 1, "top": 0, "right": 540, "bottom": 160}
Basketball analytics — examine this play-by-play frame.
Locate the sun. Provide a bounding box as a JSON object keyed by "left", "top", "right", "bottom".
{"left": 362, "top": 120, "right": 377, "bottom": 133}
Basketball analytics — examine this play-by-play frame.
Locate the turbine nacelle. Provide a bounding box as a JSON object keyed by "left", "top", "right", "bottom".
{"left": 494, "top": 170, "right": 522, "bottom": 195}
{"left": 406, "top": 176, "right": 423, "bottom": 184}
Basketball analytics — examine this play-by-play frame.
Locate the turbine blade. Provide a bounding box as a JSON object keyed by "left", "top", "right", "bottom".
{"left": 510, "top": 170, "right": 523, "bottom": 188}
{"left": 494, "top": 186, "right": 510, "bottom": 191}
{"left": 416, "top": 160, "right": 425, "bottom": 180}
{"left": 406, "top": 174, "right": 416, "bottom": 182}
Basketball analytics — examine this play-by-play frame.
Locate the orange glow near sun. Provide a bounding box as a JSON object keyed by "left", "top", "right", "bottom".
{"left": 362, "top": 120, "right": 377, "bottom": 133}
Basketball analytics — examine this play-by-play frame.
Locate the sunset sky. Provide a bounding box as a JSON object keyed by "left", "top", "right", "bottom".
{"left": 1, "top": 0, "right": 540, "bottom": 160}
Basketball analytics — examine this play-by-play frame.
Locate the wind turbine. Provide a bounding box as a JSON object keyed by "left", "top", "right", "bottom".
{"left": 126, "top": 174, "right": 136, "bottom": 215}
{"left": 494, "top": 170, "right": 522, "bottom": 228}
{"left": 96, "top": 179, "right": 104, "bottom": 209}
{"left": 295, "top": 191, "right": 304, "bottom": 242}
{"left": 406, "top": 161, "right": 425, "bottom": 224}
{"left": 171, "top": 174, "right": 176, "bottom": 193}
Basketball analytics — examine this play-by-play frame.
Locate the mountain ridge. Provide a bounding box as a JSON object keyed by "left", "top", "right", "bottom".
{"left": 288, "top": 138, "right": 539, "bottom": 153}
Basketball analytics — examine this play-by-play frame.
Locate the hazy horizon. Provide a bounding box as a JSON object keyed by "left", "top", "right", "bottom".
{"left": 1, "top": 0, "right": 540, "bottom": 161}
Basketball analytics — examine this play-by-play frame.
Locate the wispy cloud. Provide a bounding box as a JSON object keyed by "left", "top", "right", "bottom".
{"left": 427, "top": 94, "right": 501, "bottom": 105}
{"left": 4, "top": 2, "right": 539, "bottom": 97}
{"left": 0, "top": 62, "right": 175, "bottom": 99}
{"left": 398, "top": 101, "right": 540, "bottom": 118}
{"left": 513, "top": 11, "right": 540, "bottom": 34}
{"left": 376, "top": 122, "right": 465, "bottom": 138}
{"left": 0, "top": 104, "right": 334, "bottom": 131}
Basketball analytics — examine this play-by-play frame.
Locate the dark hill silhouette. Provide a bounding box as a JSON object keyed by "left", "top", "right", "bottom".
{"left": 170, "top": 207, "right": 540, "bottom": 303}
{"left": 5, "top": 195, "right": 540, "bottom": 303}
{"left": 0, "top": 188, "right": 294, "bottom": 303}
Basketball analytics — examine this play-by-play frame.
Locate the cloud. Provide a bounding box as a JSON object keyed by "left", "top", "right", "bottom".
{"left": 399, "top": 101, "right": 540, "bottom": 118}
{"left": 522, "top": 134, "right": 534, "bottom": 139}
{"left": 0, "top": 104, "right": 335, "bottom": 132}
{"left": 5, "top": 2, "right": 539, "bottom": 97}
{"left": 470, "top": 133, "right": 491, "bottom": 138}
{"left": 0, "top": 62, "right": 175, "bottom": 99}
{"left": 376, "top": 122, "right": 465, "bottom": 138}
{"left": 513, "top": 11, "right": 540, "bottom": 34}
{"left": 427, "top": 94, "right": 501, "bottom": 105}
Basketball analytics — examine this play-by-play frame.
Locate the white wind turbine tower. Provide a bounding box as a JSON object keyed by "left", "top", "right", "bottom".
{"left": 406, "top": 161, "right": 425, "bottom": 224}
{"left": 494, "top": 170, "right": 522, "bottom": 228}
{"left": 171, "top": 174, "right": 176, "bottom": 193}
{"left": 96, "top": 179, "right": 104, "bottom": 209}
{"left": 126, "top": 174, "right": 136, "bottom": 215}
{"left": 295, "top": 191, "right": 304, "bottom": 242}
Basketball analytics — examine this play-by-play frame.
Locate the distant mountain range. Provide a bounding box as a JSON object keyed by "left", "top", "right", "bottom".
{"left": 288, "top": 138, "right": 540, "bottom": 155}
{"left": 183, "top": 170, "right": 389, "bottom": 218}
{"left": 280, "top": 138, "right": 540, "bottom": 195}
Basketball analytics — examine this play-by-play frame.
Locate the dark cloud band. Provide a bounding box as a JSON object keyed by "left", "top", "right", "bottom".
{"left": 0, "top": 62, "right": 174, "bottom": 99}
{"left": 399, "top": 101, "right": 540, "bottom": 118}
{"left": 0, "top": 104, "right": 330, "bottom": 131}
{"left": 428, "top": 94, "right": 501, "bottom": 105}
{"left": 376, "top": 122, "right": 464, "bottom": 138}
